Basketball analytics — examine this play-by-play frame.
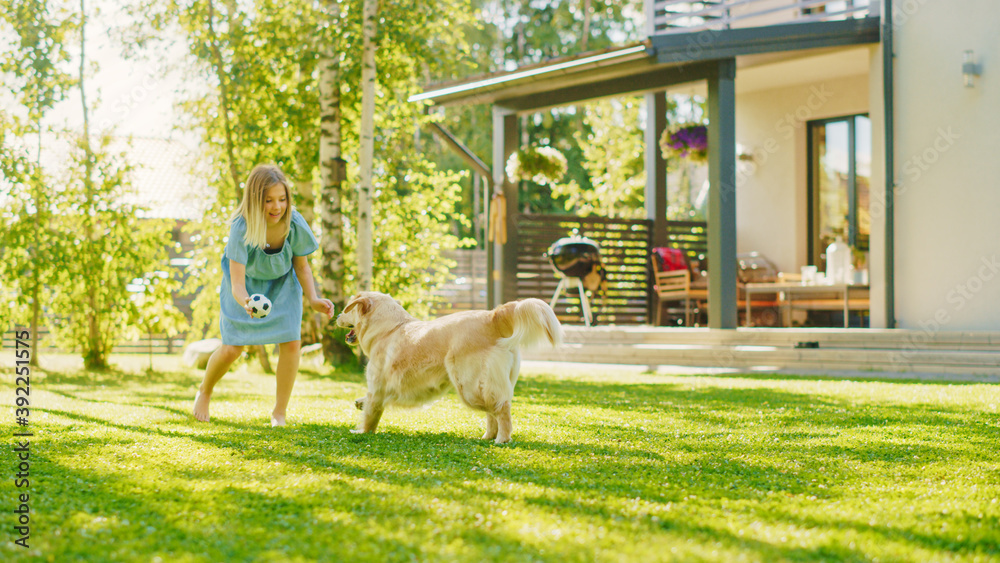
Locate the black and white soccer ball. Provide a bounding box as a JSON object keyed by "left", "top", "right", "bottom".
{"left": 248, "top": 293, "right": 272, "bottom": 319}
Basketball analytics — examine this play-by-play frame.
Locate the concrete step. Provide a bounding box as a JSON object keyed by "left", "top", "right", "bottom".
{"left": 558, "top": 326, "right": 1000, "bottom": 351}
{"left": 525, "top": 340, "right": 1000, "bottom": 378}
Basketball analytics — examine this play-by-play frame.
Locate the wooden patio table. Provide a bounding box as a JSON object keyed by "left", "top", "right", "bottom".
{"left": 743, "top": 281, "right": 870, "bottom": 328}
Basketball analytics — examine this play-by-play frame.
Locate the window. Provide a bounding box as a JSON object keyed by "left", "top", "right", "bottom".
{"left": 808, "top": 114, "right": 871, "bottom": 269}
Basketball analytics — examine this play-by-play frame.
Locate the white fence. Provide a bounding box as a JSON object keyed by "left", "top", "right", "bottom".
{"left": 647, "top": 0, "right": 878, "bottom": 35}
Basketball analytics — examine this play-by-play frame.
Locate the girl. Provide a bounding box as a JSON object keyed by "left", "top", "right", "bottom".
{"left": 193, "top": 164, "right": 334, "bottom": 426}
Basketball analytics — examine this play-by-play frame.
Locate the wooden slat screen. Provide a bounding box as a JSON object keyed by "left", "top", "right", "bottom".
{"left": 431, "top": 249, "right": 488, "bottom": 316}
{"left": 664, "top": 220, "right": 709, "bottom": 270}
{"left": 515, "top": 214, "right": 653, "bottom": 325}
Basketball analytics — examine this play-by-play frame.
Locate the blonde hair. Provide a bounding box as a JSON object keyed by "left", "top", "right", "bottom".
{"left": 230, "top": 164, "right": 294, "bottom": 250}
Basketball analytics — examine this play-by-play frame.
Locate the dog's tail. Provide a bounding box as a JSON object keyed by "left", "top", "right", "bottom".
{"left": 493, "top": 298, "right": 563, "bottom": 350}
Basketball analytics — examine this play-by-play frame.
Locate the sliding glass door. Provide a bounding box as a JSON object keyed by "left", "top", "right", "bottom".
{"left": 808, "top": 114, "right": 871, "bottom": 269}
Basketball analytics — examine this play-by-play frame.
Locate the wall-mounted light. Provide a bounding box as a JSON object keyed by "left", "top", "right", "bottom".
{"left": 962, "top": 50, "right": 982, "bottom": 88}
{"left": 736, "top": 143, "right": 757, "bottom": 177}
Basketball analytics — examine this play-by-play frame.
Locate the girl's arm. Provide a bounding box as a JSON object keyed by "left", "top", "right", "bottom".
{"left": 229, "top": 260, "right": 253, "bottom": 315}
{"left": 293, "top": 256, "right": 335, "bottom": 319}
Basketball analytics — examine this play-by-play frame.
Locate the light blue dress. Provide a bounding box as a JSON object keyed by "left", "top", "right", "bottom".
{"left": 219, "top": 209, "right": 319, "bottom": 345}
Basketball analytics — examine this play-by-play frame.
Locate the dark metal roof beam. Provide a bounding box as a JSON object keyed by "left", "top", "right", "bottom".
{"left": 496, "top": 60, "right": 718, "bottom": 113}
{"left": 426, "top": 122, "right": 492, "bottom": 182}
{"left": 651, "top": 17, "right": 880, "bottom": 64}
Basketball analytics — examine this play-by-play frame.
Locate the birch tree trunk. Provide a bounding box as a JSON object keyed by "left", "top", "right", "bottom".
{"left": 30, "top": 124, "right": 42, "bottom": 366}
{"left": 318, "top": 46, "right": 353, "bottom": 363}
{"left": 79, "top": 0, "right": 103, "bottom": 368}
{"left": 357, "top": 0, "right": 378, "bottom": 292}
{"left": 207, "top": 0, "right": 242, "bottom": 202}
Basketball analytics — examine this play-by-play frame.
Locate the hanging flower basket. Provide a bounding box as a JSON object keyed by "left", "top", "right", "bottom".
{"left": 505, "top": 145, "right": 568, "bottom": 185}
{"left": 659, "top": 123, "right": 708, "bottom": 163}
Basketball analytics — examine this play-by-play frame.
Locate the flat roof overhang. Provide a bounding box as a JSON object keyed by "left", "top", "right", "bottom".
{"left": 411, "top": 17, "right": 880, "bottom": 113}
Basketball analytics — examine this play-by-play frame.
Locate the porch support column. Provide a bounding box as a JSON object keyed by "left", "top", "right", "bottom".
{"left": 490, "top": 107, "right": 519, "bottom": 308}
{"left": 645, "top": 90, "right": 668, "bottom": 248}
{"left": 707, "top": 58, "right": 738, "bottom": 329}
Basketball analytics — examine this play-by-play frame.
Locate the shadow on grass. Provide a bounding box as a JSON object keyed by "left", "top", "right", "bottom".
{"left": 32, "top": 421, "right": 888, "bottom": 562}
{"left": 36, "top": 364, "right": 196, "bottom": 387}
{"left": 296, "top": 363, "right": 366, "bottom": 384}
{"left": 32, "top": 437, "right": 565, "bottom": 562}
{"left": 29, "top": 369, "right": 1000, "bottom": 561}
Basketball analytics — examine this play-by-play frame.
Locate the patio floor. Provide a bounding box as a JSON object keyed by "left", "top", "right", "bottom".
{"left": 524, "top": 326, "right": 1000, "bottom": 381}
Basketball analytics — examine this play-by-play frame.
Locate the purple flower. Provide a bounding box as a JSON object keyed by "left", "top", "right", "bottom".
{"left": 659, "top": 124, "right": 708, "bottom": 162}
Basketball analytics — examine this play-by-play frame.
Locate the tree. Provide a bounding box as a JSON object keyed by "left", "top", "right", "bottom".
{"left": 126, "top": 270, "right": 188, "bottom": 372}
{"left": 137, "top": 0, "right": 478, "bottom": 366}
{"left": 552, "top": 97, "right": 646, "bottom": 218}
{"left": 30, "top": 0, "right": 178, "bottom": 369}
{"left": 46, "top": 132, "right": 177, "bottom": 368}
{"left": 427, "top": 0, "right": 647, "bottom": 216}
{"left": 0, "top": 119, "right": 62, "bottom": 363}
{"left": 356, "top": 0, "right": 377, "bottom": 293}
{"left": 0, "top": 0, "right": 76, "bottom": 365}
{"left": 317, "top": 0, "right": 353, "bottom": 364}
{"left": 146, "top": 0, "right": 326, "bottom": 371}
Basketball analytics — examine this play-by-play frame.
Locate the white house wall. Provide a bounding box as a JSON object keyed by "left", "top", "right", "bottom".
{"left": 892, "top": 0, "right": 1000, "bottom": 331}
{"left": 733, "top": 71, "right": 870, "bottom": 274}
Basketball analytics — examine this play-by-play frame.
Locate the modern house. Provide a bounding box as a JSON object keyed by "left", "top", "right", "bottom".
{"left": 413, "top": 0, "right": 999, "bottom": 334}
{"left": 410, "top": 0, "right": 1000, "bottom": 374}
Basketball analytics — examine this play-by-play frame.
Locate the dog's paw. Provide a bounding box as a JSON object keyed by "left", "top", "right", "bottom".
{"left": 349, "top": 428, "right": 366, "bottom": 434}
{"left": 354, "top": 397, "right": 366, "bottom": 411}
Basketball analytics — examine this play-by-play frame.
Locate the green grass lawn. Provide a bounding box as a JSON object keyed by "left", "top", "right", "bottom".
{"left": 1, "top": 353, "right": 999, "bottom": 562}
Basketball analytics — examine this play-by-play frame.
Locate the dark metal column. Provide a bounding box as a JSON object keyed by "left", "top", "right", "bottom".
{"left": 882, "top": 0, "right": 896, "bottom": 328}
{"left": 645, "top": 90, "right": 669, "bottom": 248}
{"left": 707, "top": 58, "right": 738, "bottom": 329}
{"left": 490, "top": 108, "right": 519, "bottom": 308}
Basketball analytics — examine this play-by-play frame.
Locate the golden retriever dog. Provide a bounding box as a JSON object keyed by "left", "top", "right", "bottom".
{"left": 335, "top": 291, "right": 562, "bottom": 443}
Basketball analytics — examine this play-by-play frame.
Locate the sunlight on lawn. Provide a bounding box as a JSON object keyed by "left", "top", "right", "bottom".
{"left": 0, "top": 353, "right": 998, "bottom": 562}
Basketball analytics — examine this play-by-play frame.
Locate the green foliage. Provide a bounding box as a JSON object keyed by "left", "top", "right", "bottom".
{"left": 552, "top": 97, "right": 645, "bottom": 218}
{"left": 427, "top": 0, "right": 645, "bottom": 216}
{"left": 180, "top": 200, "right": 232, "bottom": 342}
{"left": 506, "top": 144, "right": 568, "bottom": 186}
{"left": 0, "top": 118, "right": 47, "bottom": 333}
{"left": 144, "top": 0, "right": 478, "bottom": 339}
{"left": 0, "top": 0, "right": 76, "bottom": 344}
{"left": 6, "top": 354, "right": 1000, "bottom": 561}
{"left": 125, "top": 269, "right": 189, "bottom": 371}
{"left": 481, "top": 0, "right": 644, "bottom": 66}
{"left": 0, "top": 0, "right": 76, "bottom": 120}
{"left": 367, "top": 162, "right": 473, "bottom": 319}
{"left": 45, "top": 135, "right": 177, "bottom": 368}
{"left": 339, "top": 91, "right": 475, "bottom": 318}
{"left": 126, "top": 270, "right": 189, "bottom": 343}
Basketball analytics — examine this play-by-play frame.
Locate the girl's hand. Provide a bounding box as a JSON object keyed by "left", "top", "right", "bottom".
{"left": 242, "top": 296, "right": 254, "bottom": 316}
{"left": 310, "top": 297, "right": 335, "bottom": 319}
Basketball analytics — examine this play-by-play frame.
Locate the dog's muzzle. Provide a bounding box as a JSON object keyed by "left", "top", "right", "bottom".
{"left": 345, "top": 329, "right": 357, "bottom": 345}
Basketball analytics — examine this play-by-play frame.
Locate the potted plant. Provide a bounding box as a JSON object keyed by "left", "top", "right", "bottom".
{"left": 659, "top": 123, "right": 708, "bottom": 163}
{"left": 505, "top": 145, "right": 568, "bottom": 185}
{"left": 851, "top": 246, "right": 869, "bottom": 284}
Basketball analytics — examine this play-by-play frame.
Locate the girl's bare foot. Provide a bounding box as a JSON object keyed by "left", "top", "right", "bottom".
{"left": 193, "top": 390, "right": 211, "bottom": 422}
{"left": 271, "top": 413, "right": 286, "bottom": 427}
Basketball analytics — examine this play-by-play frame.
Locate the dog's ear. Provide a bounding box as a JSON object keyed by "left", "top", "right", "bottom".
{"left": 344, "top": 296, "right": 371, "bottom": 317}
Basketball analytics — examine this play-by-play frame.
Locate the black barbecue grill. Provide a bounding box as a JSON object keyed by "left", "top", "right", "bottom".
{"left": 547, "top": 236, "right": 602, "bottom": 279}
{"left": 545, "top": 236, "right": 604, "bottom": 326}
